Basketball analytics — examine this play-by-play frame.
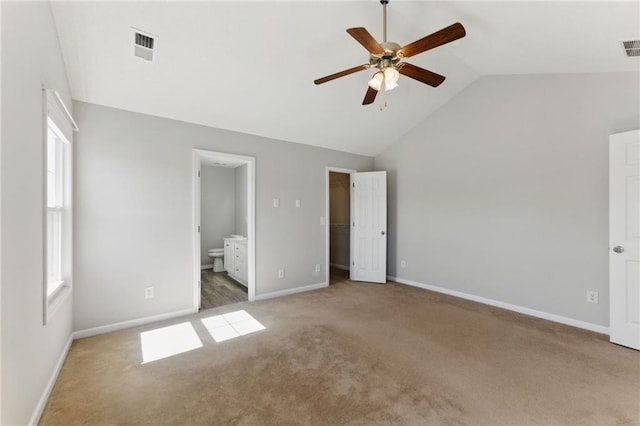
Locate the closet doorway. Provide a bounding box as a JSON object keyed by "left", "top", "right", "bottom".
{"left": 193, "top": 150, "right": 255, "bottom": 310}
{"left": 326, "top": 167, "right": 356, "bottom": 284}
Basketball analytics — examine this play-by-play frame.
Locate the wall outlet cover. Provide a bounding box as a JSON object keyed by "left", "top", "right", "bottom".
{"left": 586, "top": 290, "right": 598, "bottom": 304}
{"left": 145, "top": 287, "right": 154, "bottom": 299}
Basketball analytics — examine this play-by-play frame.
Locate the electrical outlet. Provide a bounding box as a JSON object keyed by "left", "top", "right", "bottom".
{"left": 320, "top": 216, "right": 326, "bottom": 225}
{"left": 145, "top": 287, "right": 154, "bottom": 299}
{"left": 273, "top": 198, "right": 280, "bottom": 208}
{"left": 278, "top": 269, "right": 285, "bottom": 279}
{"left": 586, "top": 291, "right": 598, "bottom": 304}
{"left": 315, "top": 264, "right": 321, "bottom": 273}
{"left": 295, "top": 199, "right": 301, "bottom": 208}
{"left": 400, "top": 260, "right": 407, "bottom": 268}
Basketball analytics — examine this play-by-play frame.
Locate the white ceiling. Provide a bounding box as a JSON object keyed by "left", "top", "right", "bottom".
{"left": 51, "top": 1, "right": 640, "bottom": 156}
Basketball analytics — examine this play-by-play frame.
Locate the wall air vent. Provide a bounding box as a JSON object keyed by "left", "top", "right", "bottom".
{"left": 622, "top": 40, "right": 640, "bottom": 57}
{"left": 132, "top": 28, "right": 157, "bottom": 62}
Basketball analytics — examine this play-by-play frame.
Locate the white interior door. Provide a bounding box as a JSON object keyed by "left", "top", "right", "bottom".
{"left": 610, "top": 129, "right": 640, "bottom": 350}
{"left": 350, "top": 171, "right": 387, "bottom": 283}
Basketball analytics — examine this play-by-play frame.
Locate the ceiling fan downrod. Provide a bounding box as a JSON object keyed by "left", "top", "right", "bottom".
{"left": 381, "top": 0, "right": 389, "bottom": 43}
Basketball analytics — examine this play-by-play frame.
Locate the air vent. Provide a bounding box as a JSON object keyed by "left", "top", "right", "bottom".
{"left": 132, "top": 28, "right": 157, "bottom": 62}
{"left": 135, "top": 33, "right": 154, "bottom": 50}
{"left": 622, "top": 40, "right": 640, "bottom": 57}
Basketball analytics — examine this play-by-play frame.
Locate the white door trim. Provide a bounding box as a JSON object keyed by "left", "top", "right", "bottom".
{"left": 193, "top": 149, "right": 256, "bottom": 309}
{"left": 325, "top": 167, "right": 357, "bottom": 281}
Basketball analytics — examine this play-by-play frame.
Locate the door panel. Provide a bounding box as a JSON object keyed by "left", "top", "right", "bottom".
{"left": 350, "top": 171, "right": 387, "bottom": 283}
{"left": 610, "top": 129, "right": 640, "bottom": 350}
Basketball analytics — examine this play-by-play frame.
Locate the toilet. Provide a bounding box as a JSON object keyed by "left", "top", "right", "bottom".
{"left": 207, "top": 248, "right": 224, "bottom": 272}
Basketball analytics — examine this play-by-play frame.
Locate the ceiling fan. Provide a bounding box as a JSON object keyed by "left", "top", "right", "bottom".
{"left": 314, "top": 0, "right": 466, "bottom": 105}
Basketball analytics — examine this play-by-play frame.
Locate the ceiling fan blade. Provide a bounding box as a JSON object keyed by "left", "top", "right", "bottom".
{"left": 400, "top": 22, "right": 466, "bottom": 58}
{"left": 346, "top": 27, "right": 385, "bottom": 55}
{"left": 314, "top": 65, "right": 369, "bottom": 85}
{"left": 398, "top": 63, "right": 446, "bottom": 87}
{"left": 362, "top": 86, "right": 378, "bottom": 105}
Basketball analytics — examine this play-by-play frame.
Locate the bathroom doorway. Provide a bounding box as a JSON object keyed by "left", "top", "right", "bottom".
{"left": 193, "top": 150, "right": 255, "bottom": 310}
{"left": 326, "top": 167, "right": 355, "bottom": 284}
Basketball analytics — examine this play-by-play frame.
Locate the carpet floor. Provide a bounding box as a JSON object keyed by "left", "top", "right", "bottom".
{"left": 40, "top": 270, "right": 639, "bottom": 425}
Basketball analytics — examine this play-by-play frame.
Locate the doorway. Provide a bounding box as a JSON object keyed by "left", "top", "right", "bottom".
{"left": 326, "top": 167, "right": 355, "bottom": 284}
{"left": 193, "top": 149, "right": 255, "bottom": 310}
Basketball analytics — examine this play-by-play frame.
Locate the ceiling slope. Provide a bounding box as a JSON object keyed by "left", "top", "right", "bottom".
{"left": 51, "top": 1, "right": 640, "bottom": 156}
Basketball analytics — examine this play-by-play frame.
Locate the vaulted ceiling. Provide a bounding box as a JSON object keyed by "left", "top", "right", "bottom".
{"left": 51, "top": 1, "right": 640, "bottom": 156}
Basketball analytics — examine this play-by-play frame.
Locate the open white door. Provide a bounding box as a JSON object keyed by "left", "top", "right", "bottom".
{"left": 609, "top": 129, "right": 640, "bottom": 350}
{"left": 350, "top": 171, "right": 387, "bottom": 283}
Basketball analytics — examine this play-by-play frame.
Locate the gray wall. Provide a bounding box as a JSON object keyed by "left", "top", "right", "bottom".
{"left": 375, "top": 73, "right": 640, "bottom": 328}
{"left": 200, "top": 166, "right": 235, "bottom": 265}
{"left": 235, "top": 164, "right": 248, "bottom": 237}
{"left": 1, "top": 2, "right": 74, "bottom": 423}
{"left": 329, "top": 172, "right": 350, "bottom": 268}
{"left": 73, "top": 101, "right": 373, "bottom": 331}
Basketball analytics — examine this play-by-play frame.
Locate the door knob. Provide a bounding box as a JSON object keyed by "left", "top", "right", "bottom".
{"left": 613, "top": 246, "right": 625, "bottom": 253}
{"left": 381, "top": 231, "right": 386, "bottom": 235}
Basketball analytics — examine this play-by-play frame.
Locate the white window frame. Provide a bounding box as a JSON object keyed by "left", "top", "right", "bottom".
{"left": 46, "top": 119, "right": 67, "bottom": 298}
{"left": 43, "top": 88, "right": 76, "bottom": 324}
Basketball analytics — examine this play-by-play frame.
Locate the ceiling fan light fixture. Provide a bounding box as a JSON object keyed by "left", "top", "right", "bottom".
{"left": 383, "top": 66, "right": 399, "bottom": 91}
{"left": 313, "top": 0, "right": 466, "bottom": 105}
{"left": 368, "top": 71, "right": 384, "bottom": 91}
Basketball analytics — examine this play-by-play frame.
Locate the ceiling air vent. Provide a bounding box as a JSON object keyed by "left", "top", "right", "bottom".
{"left": 132, "top": 28, "right": 157, "bottom": 62}
{"left": 622, "top": 40, "right": 640, "bottom": 57}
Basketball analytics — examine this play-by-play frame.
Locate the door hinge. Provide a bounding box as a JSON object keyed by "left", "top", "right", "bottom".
{"left": 352, "top": 182, "right": 355, "bottom": 188}
{"left": 198, "top": 225, "right": 201, "bottom": 232}
{"left": 198, "top": 170, "right": 201, "bottom": 178}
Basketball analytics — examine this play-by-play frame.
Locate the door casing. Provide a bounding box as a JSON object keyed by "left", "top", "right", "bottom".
{"left": 325, "top": 167, "right": 357, "bottom": 282}
{"left": 193, "top": 149, "right": 256, "bottom": 308}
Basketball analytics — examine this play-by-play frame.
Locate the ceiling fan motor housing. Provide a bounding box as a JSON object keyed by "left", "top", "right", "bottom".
{"left": 369, "top": 42, "right": 402, "bottom": 69}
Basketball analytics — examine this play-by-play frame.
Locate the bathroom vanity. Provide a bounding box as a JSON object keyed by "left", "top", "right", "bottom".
{"left": 224, "top": 237, "right": 248, "bottom": 287}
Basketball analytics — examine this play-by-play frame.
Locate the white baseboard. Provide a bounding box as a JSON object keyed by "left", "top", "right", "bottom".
{"left": 255, "top": 281, "right": 329, "bottom": 301}
{"left": 73, "top": 308, "right": 198, "bottom": 339}
{"left": 330, "top": 263, "right": 349, "bottom": 271}
{"left": 29, "top": 333, "right": 73, "bottom": 426}
{"left": 201, "top": 264, "right": 213, "bottom": 270}
{"left": 388, "top": 275, "right": 609, "bottom": 335}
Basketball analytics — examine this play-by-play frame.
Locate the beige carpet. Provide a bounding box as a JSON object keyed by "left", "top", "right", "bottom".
{"left": 40, "top": 270, "right": 639, "bottom": 425}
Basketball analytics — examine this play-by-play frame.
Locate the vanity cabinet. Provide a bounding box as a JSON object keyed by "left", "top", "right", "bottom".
{"left": 224, "top": 238, "right": 248, "bottom": 287}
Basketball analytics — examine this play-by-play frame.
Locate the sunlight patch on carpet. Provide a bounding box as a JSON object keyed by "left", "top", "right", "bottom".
{"left": 201, "top": 310, "right": 266, "bottom": 342}
{"left": 140, "top": 322, "right": 203, "bottom": 364}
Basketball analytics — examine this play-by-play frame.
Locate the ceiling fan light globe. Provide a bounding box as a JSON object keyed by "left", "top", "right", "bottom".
{"left": 384, "top": 67, "right": 400, "bottom": 84}
{"left": 368, "top": 72, "right": 384, "bottom": 91}
{"left": 384, "top": 80, "right": 399, "bottom": 91}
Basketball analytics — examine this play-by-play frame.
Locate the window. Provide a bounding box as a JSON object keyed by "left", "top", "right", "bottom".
{"left": 43, "top": 88, "right": 76, "bottom": 323}
{"left": 46, "top": 118, "right": 67, "bottom": 297}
